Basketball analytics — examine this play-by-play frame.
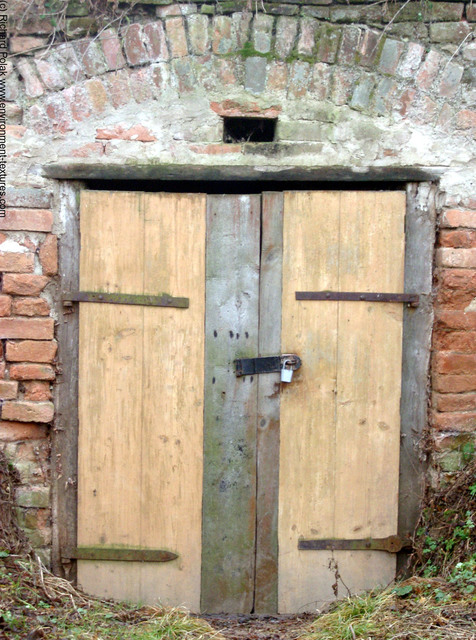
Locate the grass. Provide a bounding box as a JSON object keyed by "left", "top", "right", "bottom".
{"left": 297, "top": 577, "right": 476, "bottom": 640}
{"left": 0, "top": 554, "right": 225, "bottom": 640}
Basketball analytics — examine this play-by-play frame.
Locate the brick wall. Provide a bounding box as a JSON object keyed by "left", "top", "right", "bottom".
{"left": 4, "top": 0, "right": 476, "bottom": 563}
{"left": 0, "top": 189, "right": 56, "bottom": 563}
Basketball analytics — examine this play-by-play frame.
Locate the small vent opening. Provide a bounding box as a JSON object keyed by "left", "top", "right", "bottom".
{"left": 223, "top": 117, "right": 276, "bottom": 143}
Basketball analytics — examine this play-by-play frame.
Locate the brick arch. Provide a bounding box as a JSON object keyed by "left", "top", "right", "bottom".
{"left": 11, "top": 12, "right": 474, "bottom": 142}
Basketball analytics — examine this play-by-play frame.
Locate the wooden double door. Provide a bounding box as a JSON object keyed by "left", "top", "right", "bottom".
{"left": 77, "top": 189, "right": 405, "bottom": 613}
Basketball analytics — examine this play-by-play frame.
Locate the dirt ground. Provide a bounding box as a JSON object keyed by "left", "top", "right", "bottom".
{"left": 203, "top": 614, "right": 316, "bottom": 640}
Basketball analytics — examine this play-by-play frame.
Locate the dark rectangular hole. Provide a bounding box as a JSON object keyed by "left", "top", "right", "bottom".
{"left": 223, "top": 117, "right": 276, "bottom": 143}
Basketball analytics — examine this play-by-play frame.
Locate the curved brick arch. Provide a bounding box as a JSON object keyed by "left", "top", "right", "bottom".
{"left": 10, "top": 12, "right": 475, "bottom": 143}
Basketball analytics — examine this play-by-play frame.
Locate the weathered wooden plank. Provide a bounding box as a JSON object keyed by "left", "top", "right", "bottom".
{"left": 398, "top": 184, "right": 436, "bottom": 570}
{"left": 77, "top": 192, "right": 206, "bottom": 610}
{"left": 278, "top": 191, "right": 405, "bottom": 613}
{"left": 77, "top": 191, "right": 144, "bottom": 601}
{"left": 140, "top": 193, "right": 205, "bottom": 610}
{"left": 332, "top": 191, "right": 405, "bottom": 597}
{"left": 52, "top": 181, "right": 82, "bottom": 578}
{"left": 201, "top": 194, "right": 261, "bottom": 614}
{"left": 254, "top": 192, "right": 283, "bottom": 614}
{"left": 279, "top": 191, "right": 340, "bottom": 613}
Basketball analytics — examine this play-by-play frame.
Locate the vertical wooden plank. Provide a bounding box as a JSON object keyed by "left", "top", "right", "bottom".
{"left": 77, "top": 191, "right": 144, "bottom": 601}
{"left": 398, "top": 184, "right": 436, "bottom": 568}
{"left": 278, "top": 191, "right": 406, "bottom": 613}
{"left": 201, "top": 194, "right": 261, "bottom": 614}
{"left": 332, "top": 191, "right": 405, "bottom": 596}
{"left": 254, "top": 192, "right": 283, "bottom": 614}
{"left": 52, "top": 181, "right": 81, "bottom": 578}
{"left": 77, "top": 191, "right": 206, "bottom": 610}
{"left": 279, "top": 191, "right": 340, "bottom": 613}
{"left": 140, "top": 193, "right": 206, "bottom": 611}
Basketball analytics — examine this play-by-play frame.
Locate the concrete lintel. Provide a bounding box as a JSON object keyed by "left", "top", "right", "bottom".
{"left": 42, "top": 163, "right": 444, "bottom": 183}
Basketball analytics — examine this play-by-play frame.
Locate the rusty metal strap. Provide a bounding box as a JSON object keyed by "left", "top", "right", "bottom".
{"left": 63, "top": 291, "right": 189, "bottom": 308}
{"left": 295, "top": 292, "right": 419, "bottom": 307}
{"left": 298, "top": 535, "right": 412, "bottom": 554}
{"left": 65, "top": 547, "right": 178, "bottom": 562}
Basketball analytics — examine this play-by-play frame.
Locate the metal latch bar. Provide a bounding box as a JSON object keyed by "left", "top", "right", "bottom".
{"left": 62, "top": 291, "right": 189, "bottom": 308}
{"left": 295, "top": 292, "right": 419, "bottom": 307}
{"left": 65, "top": 547, "right": 179, "bottom": 562}
{"left": 235, "top": 354, "right": 302, "bottom": 377}
{"left": 298, "top": 535, "right": 412, "bottom": 554}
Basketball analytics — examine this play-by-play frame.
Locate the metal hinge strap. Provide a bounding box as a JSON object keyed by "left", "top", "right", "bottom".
{"left": 295, "top": 292, "right": 419, "bottom": 307}
{"left": 62, "top": 291, "right": 189, "bottom": 308}
{"left": 64, "top": 547, "right": 179, "bottom": 562}
{"left": 298, "top": 535, "right": 412, "bottom": 554}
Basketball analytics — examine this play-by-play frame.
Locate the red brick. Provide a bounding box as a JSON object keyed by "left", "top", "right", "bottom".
{"left": 144, "top": 22, "right": 169, "bottom": 61}
{"left": 435, "top": 310, "right": 476, "bottom": 331}
{"left": 16, "top": 59, "right": 44, "bottom": 98}
{"left": 44, "top": 95, "right": 73, "bottom": 134}
{"left": 357, "top": 29, "right": 380, "bottom": 67}
{"left": 210, "top": 100, "right": 281, "bottom": 119}
{"left": 6, "top": 341, "right": 57, "bottom": 364}
{"left": 24, "top": 381, "right": 52, "bottom": 402}
{"left": 309, "top": 62, "right": 332, "bottom": 100}
{"left": 85, "top": 78, "right": 109, "bottom": 114}
{"left": 165, "top": 17, "right": 188, "bottom": 58}
{"left": 437, "top": 248, "right": 476, "bottom": 268}
{"left": 0, "top": 209, "right": 52, "bottom": 232}
{"left": 0, "top": 381, "right": 18, "bottom": 400}
{"left": 298, "top": 17, "right": 318, "bottom": 57}
{"left": 106, "top": 70, "right": 132, "bottom": 109}
{"left": 267, "top": 61, "right": 287, "bottom": 92}
{"left": 123, "top": 23, "right": 150, "bottom": 66}
{"left": 416, "top": 50, "right": 442, "bottom": 91}
{"left": 96, "top": 124, "right": 156, "bottom": 142}
{"left": 63, "top": 85, "right": 92, "bottom": 122}
{"left": 74, "top": 40, "right": 108, "bottom": 77}
{"left": 11, "top": 297, "right": 50, "bottom": 317}
{"left": 6, "top": 125, "right": 26, "bottom": 139}
{"left": 439, "top": 229, "right": 476, "bottom": 248}
{"left": 397, "top": 42, "right": 424, "bottom": 78}
{"left": 432, "top": 411, "right": 476, "bottom": 432}
{"left": 438, "top": 62, "right": 464, "bottom": 98}
{"left": 2, "top": 401, "right": 54, "bottom": 423}
{"left": 436, "top": 286, "right": 476, "bottom": 310}
{"left": 3, "top": 275, "right": 49, "bottom": 296}
{"left": 38, "top": 235, "right": 57, "bottom": 276}
{"left": 397, "top": 88, "right": 416, "bottom": 117}
{"left": 212, "top": 16, "right": 234, "bottom": 55}
{"left": 287, "top": 60, "right": 311, "bottom": 98}
{"left": 434, "top": 352, "right": 476, "bottom": 374}
{"left": 35, "top": 55, "right": 65, "bottom": 91}
{"left": 128, "top": 68, "right": 154, "bottom": 102}
{"left": 0, "top": 422, "right": 48, "bottom": 441}
{"left": 434, "top": 392, "right": 476, "bottom": 412}
{"left": 9, "top": 364, "right": 55, "bottom": 381}
{"left": 0, "top": 252, "right": 34, "bottom": 273}
{"left": 442, "top": 210, "right": 476, "bottom": 229}
{"left": 456, "top": 110, "right": 476, "bottom": 129}
{"left": 0, "top": 318, "right": 54, "bottom": 340}
{"left": 438, "top": 268, "right": 476, "bottom": 290}
{"left": 337, "top": 25, "right": 360, "bottom": 65}
{"left": 433, "top": 331, "right": 476, "bottom": 351}
{"left": 9, "top": 36, "right": 48, "bottom": 54}
{"left": 99, "top": 28, "right": 126, "bottom": 71}
{"left": 0, "top": 295, "right": 11, "bottom": 317}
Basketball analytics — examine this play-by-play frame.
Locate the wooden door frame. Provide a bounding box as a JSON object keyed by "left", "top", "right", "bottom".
{"left": 51, "top": 173, "right": 437, "bottom": 592}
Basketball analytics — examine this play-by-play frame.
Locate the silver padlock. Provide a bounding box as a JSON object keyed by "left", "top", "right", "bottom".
{"left": 281, "top": 359, "right": 293, "bottom": 383}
